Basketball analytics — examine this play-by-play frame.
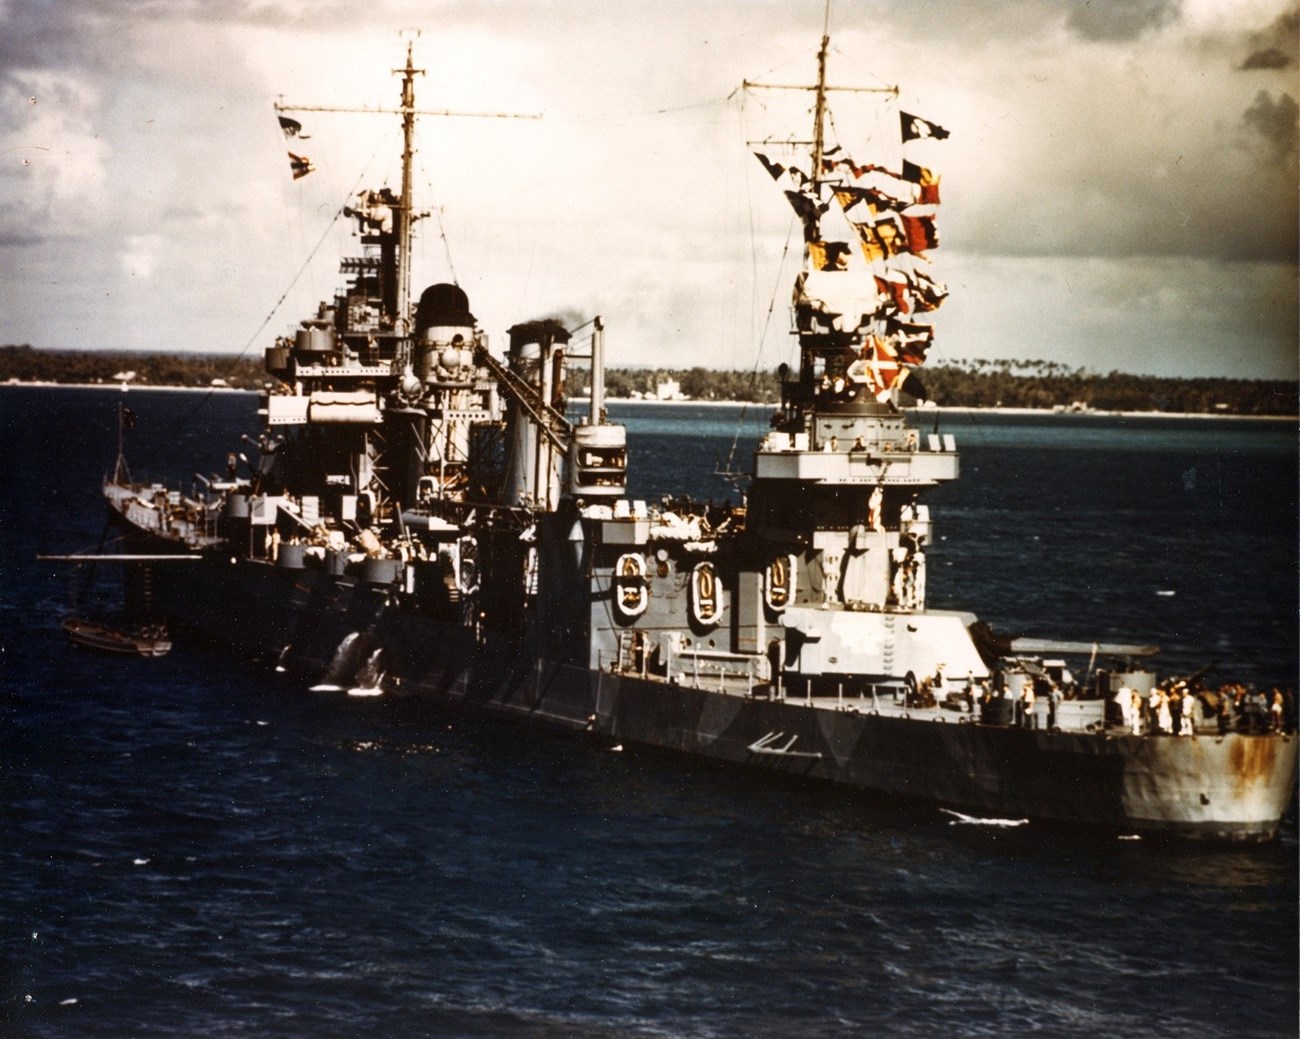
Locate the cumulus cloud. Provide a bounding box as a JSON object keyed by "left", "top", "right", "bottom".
{"left": 927, "top": 9, "right": 1300, "bottom": 266}
{"left": 119, "top": 234, "right": 163, "bottom": 279}
{"left": 939, "top": 253, "right": 1298, "bottom": 379}
{"left": 0, "top": 70, "right": 111, "bottom": 245}
{"left": 1240, "top": 46, "right": 1294, "bottom": 69}
{"left": 1064, "top": 0, "right": 1183, "bottom": 41}
{"left": 1239, "top": 7, "right": 1299, "bottom": 70}
{"left": 1242, "top": 90, "right": 1300, "bottom": 160}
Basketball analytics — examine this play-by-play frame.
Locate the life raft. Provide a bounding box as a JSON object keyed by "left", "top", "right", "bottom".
{"left": 614, "top": 553, "right": 649, "bottom": 619}
{"left": 691, "top": 561, "right": 720, "bottom": 627}
{"left": 764, "top": 554, "right": 795, "bottom": 612}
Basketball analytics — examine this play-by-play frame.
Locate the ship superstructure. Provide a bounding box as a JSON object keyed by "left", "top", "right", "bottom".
{"left": 100, "top": 38, "right": 1297, "bottom": 841}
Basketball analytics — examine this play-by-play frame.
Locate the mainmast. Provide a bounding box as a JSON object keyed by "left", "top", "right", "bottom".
{"left": 396, "top": 43, "right": 421, "bottom": 327}
{"left": 809, "top": 2, "right": 831, "bottom": 203}
{"left": 742, "top": 13, "right": 897, "bottom": 244}
{"left": 742, "top": 15, "right": 950, "bottom": 413}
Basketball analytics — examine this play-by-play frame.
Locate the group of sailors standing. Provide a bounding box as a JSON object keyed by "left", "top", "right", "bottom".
{"left": 919, "top": 670, "right": 1065, "bottom": 730}
{"left": 925, "top": 665, "right": 1295, "bottom": 737}
{"left": 953, "top": 672, "right": 1064, "bottom": 730}
{"left": 1114, "top": 681, "right": 1293, "bottom": 736}
{"left": 1113, "top": 685, "right": 1198, "bottom": 736}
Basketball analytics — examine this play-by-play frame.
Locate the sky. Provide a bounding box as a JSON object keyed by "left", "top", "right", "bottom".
{"left": 1, "top": 0, "right": 1297, "bottom": 380}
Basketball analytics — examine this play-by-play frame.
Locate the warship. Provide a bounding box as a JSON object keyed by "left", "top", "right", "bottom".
{"left": 100, "top": 37, "right": 1296, "bottom": 841}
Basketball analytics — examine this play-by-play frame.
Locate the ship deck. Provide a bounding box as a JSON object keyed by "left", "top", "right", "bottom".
{"left": 643, "top": 669, "right": 1235, "bottom": 740}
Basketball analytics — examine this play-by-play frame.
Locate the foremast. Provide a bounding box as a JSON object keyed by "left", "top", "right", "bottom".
{"left": 248, "top": 45, "right": 626, "bottom": 626}
{"left": 274, "top": 42, "right": 543, "bottom": 331}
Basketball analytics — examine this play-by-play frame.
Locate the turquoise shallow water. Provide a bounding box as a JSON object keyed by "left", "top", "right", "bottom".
{"left": 2, "top": 388, "right": 1296, "bottom": 1038}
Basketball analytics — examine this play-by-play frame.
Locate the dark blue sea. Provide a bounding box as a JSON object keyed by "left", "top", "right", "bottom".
{"left": 3, "top": 387, "right": 1297, "bottom": 1038}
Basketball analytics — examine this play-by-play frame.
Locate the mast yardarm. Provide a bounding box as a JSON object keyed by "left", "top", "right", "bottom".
{"left": 274, "top": 45, "right": 540, "bottom": 328}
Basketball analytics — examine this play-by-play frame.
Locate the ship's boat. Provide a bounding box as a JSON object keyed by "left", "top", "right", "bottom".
{"left": 99, "top": 40, "right": 1296, "bottom": 841}
{"left": 62, "top": 615, "right": 172, "bottom": 658}
{"left": 47, "top": 515, "right": 175, "bottom": 659}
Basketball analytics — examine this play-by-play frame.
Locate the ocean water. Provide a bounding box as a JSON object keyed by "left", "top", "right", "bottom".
{"left": 2, "top": 387, "right": 1296, "bottom": 1038}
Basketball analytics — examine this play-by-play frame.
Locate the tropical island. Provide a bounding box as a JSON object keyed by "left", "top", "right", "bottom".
{"left": 1, "top": 344, "right": 1294, "bottom": 416}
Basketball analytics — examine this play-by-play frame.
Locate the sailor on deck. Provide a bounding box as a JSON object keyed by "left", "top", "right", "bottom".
{"left": 1019, "top": 682, "right": 1036, "bottom": 728}
{"left": 1048, "top": 686, "right": 1062, "bottom": 730}
{"left": 1113, "top": 685, "right": 1133, "bottom": 731}
{"left": 1156, "top": 690, "right": 1172, "bottom": 735}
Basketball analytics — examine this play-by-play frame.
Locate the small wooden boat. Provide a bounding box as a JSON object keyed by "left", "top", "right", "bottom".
{"left": 62, "top": 615, "right": 172, "bottom": 657}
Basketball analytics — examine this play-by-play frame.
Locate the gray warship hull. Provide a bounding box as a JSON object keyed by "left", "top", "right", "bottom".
{"left": 93, "top": 42, "right": 1297, "bottom": 846}
{"left": 130, "top": 553, "right": 1298, "bottom": 842}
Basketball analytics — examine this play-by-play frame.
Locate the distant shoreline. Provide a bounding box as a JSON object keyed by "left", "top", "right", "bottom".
{"left": 605, "top": 397, "right": 1295, "bottom": 421}
{"left": 2, "top": 380, "right": 1293, "bottom": 421}
{"left": 2, "top": 380, "right": 250, "bottom": 394}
